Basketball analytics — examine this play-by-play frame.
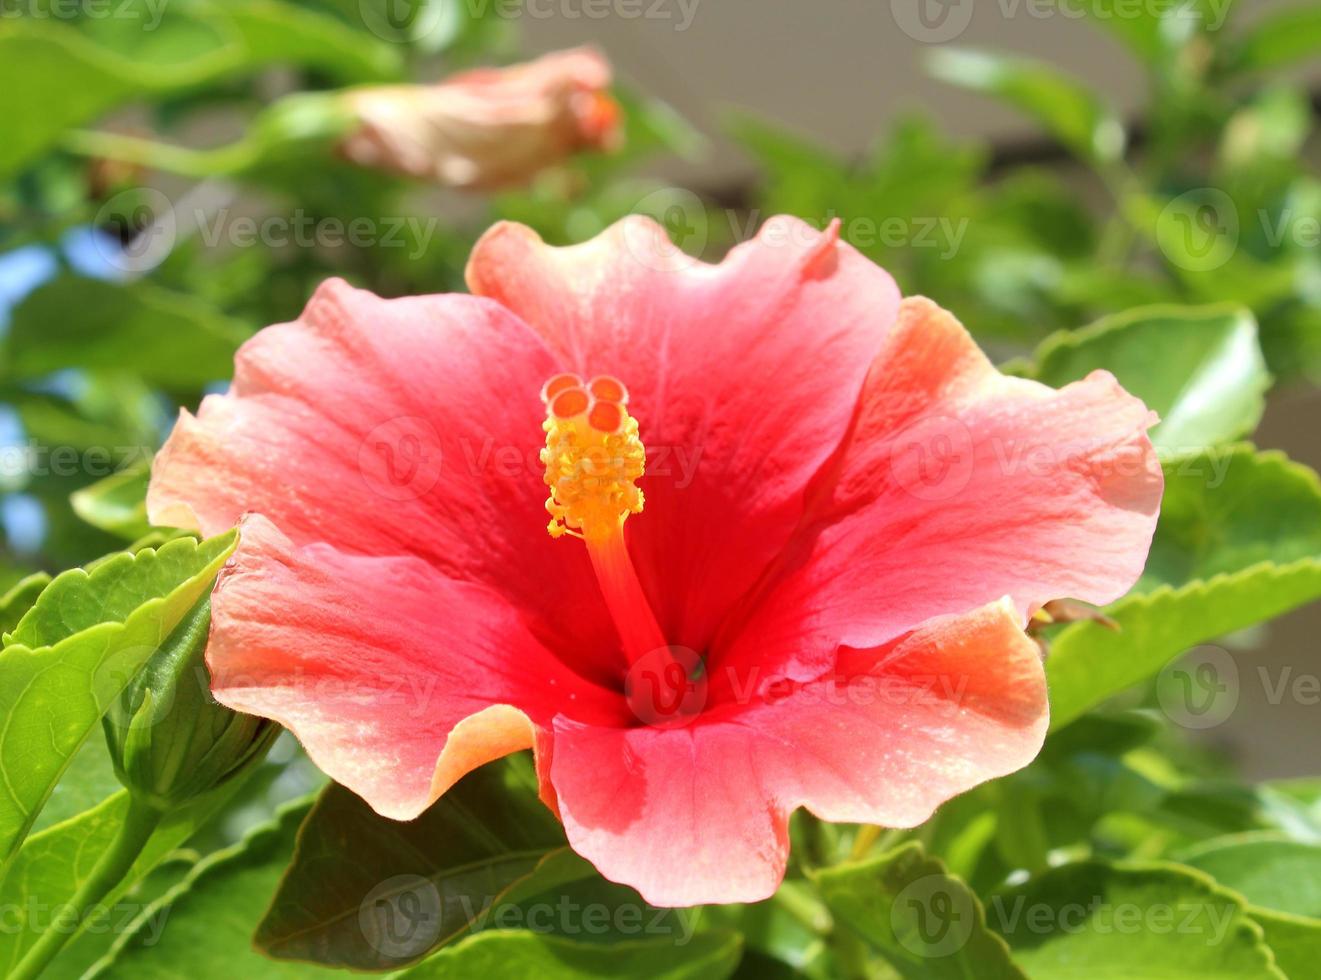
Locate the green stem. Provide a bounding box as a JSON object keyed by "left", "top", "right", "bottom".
{"left": 60, "top": 130, "right": 256, "bottom": 178}
{"left": 11, "top": 797, "right": 163, "bottom": 980}
{"left": 60, "top": 92, "right": 355, "bottom": 180}
{"left": 775, "top": 879, "right": 832, "bottom": 934}
{"left": 850, "top": 823, "right": 883, "bottom": 861}
{"left": 827, "top": 917, "right": 872, "bottom": 980}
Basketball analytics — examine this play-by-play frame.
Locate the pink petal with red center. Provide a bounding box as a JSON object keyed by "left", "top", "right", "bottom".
{"left": 466, "top": 215, "right": 901, "bottom": 654}
{"left": 147, "top": 278, "right": 623, "bottom": 681}
{"left": 716, "top": 296, "right": 1162, "bottom": 690}
{"left": 549, "top": 599, "right": 1047, "bottom": 906}
{"left": 208, "top": 516, "right": 624, "bottom": 819}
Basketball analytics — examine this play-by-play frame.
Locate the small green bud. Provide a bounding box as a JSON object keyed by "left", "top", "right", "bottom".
{"left": 104, "top": 595, "right": 278, "bottom": 811}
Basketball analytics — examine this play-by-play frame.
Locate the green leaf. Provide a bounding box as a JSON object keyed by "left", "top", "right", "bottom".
{"left": 702, "top": 880, "right": 829, "bottom": 978}
{"left": 4, "top": 277, "right": 248, "bottom": 390}
{"left": 394, "top": 930, "right": 743, "bottom": 980}
{"left": 812, "top": 842, "right": 1026, "bottom": 979}
{"left": 0, "top": 4, "right": 398, "bottom": 178}
{"left": 0, "top": 15, "right": 248, "bottom": 179}
{"left": 1047, "top": 446, "right": 1321, "bottom": 728}
{"left": 0, "top": 775, "right": 251, "bottom": 976}
{"left": 1044, "top": 0, "right": 1233, "bottom": 62}
{"left": 1249, "top": 908, "right": 1321, "bottom": 980}
{"left": 0, "top": 574, "right": 50, "bottom": 636}
{"left": 1235, "top": 6, "right": 1321, "bottom": 72}
{"left": 29, "top": 739, "right": 122, "bottom": 837}
{"left": 91, "top": 796, "right": 316, "bottom": 979}
{"left": 43, "top": 854, "right": 197, "bottom": 980}
{"left": 926, "top": 48, "right": 1124, "bottom": 164}
{"left": 0, "top": 531, "right": 237, "bottom": 876}
{"left": 255, "top": 757, "right": 573, "bottom": 971}
{"left": 1027, "top": 305, "right": 1269, "bottom": 455}
{"left": 0, "top": 22, "right": 140, "bottom": 180}
{"left": 1052, "top": 0, "right": 1167, "bottom": 61}
{"left": 71, "top": 464, "right": 152, "bottom": 540}
{"left": 989, "top": 861, "right": 1284, "bottom": 978}
{"left": 203, "top": 0, "right": 404, "bottom": 84}
{"left": 1176, "top": 834, "right": 1321, "bottom": 918}
{"left": 1144, "top": 447, "right": 1321, "bottom": 588}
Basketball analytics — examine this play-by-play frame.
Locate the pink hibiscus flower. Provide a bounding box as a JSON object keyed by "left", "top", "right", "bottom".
{"left": 147, "top": 216, "right": 1162, "bottom": 906}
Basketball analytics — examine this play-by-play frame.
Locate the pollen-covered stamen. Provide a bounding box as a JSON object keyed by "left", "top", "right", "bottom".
{"left": 540, "top": 374, "right": 667, "bottom": 672}
{"left": 540, "top": 373, "right": 645, "bottom": 541}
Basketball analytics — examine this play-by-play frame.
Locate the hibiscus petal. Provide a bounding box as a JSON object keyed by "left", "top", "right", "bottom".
{"left": 549, "top": 599, "right": 1047, "bottom": 906}
{"left": 466, "top": 216, "right": 901, "bottom": 654}
{"left": 718, "top": 296, "right": 1162, "bottom": 685}
{"left": 147, "top": 278, "right": 623, "bottom": 680}
{"left": 208, "top": 515, "right": 624, "bottom": 820}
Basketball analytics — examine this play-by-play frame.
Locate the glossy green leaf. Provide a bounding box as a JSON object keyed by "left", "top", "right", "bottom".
{"left": 0, "top": 775, "right": 251, "bottom": 976}
{"left": 29, "top": 740, "right": 122, "bottom": 837}
{"left": 207, "top": 0, "right": 403, "bottom": 83}
{"left": 0, "top": 22, "right": 141, "bottom": 180}
{"left": 702, "top": 880, "right": 829, "bottom": 978}
{"left": 1052, "top": 0, "right": 1167, "bottom": 61}
{"left": 92, "top": 796, "right": 316, "bottom": 978}
{"left": 255, "top": 757, "right": 572, "bottom": 971}
{"left": 990, "top": 861, "right": 1284, "bottom": 978}
{"left": 812, "top": 842, "right": 1025, "bottom": 979}
{"left": 394, "top": 930, "right": 744, "bottom": 980}
{"left": 0, "top": 13, "right": 247, "bottom": 180}
{"left": 1235, "top": 6, "right": 1321, "bottom": 72}
{"left": 0, "top": 3, "right": 398, "bottom": 178}
{"left": 1176, "top": 834, "right": 1321, "bottom": 918}
{"left": 43, "top": 855, "right": 197, "bottom": 980}
{"left": 1046, "top": 0, "right": 1233, "bottom": 61}
{"left": 5, "top": 278, "right": 248, "bottom": 390}
{"left": 1027, "top": 305, "right": 1268, "bottom": 455}
{"left": 0, "top": 531, "right": 237, "bottom": 876}
{"left": 926, "top": 48, "right": 1124, "bottom": 164}
{"left": 71, "top": 464, "right": 152, "bottom": 541}
{"left": 0, "top": 575, "right": 50, "bottom": 636}
{"left": 1249, "top": 909, "right": 1321, "bottom": 980}
{"left": 1048, "top": 446, "right": 1321, "bottom": 728}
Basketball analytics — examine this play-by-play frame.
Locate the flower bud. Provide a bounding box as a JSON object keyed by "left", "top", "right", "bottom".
{"left": 104, "top": 596, "right": 278, "bottom": 811}
{"left": 339, "top": 46, "right": 621, "bottom": 190}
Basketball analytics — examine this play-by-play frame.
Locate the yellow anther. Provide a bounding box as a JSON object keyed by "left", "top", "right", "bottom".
{"left": 540, "top": 374, "right": 645, "bottom": 540}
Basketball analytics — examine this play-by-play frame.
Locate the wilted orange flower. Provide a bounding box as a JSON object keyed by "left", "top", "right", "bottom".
{"left": 340, "top": 46, "right": 620, "bottom": 190}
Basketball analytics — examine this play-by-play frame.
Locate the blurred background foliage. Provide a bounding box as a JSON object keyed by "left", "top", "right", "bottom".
{"left": 4, "top": 1, "right": 1321, "bottom": 978}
